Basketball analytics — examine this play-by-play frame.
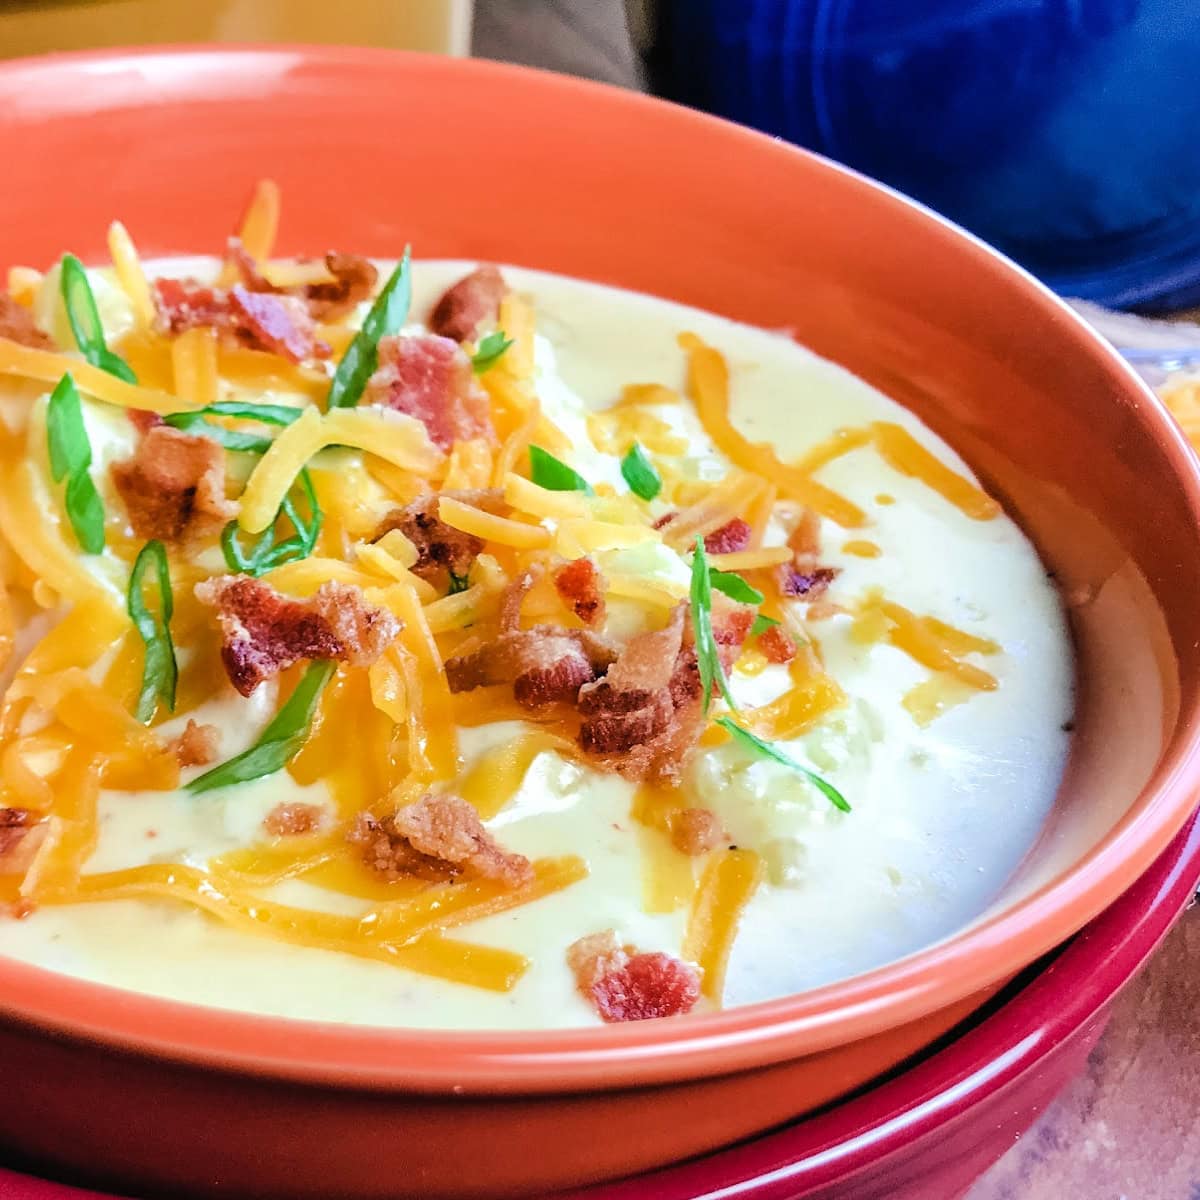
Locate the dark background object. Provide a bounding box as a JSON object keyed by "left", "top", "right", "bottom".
{"left": 640, "top": 0, "right": 1200, "bottom": 311}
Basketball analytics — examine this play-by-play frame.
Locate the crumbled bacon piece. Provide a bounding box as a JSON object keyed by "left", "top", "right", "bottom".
{"left": 447, "top": 629, "right": 617, "bottom": 707}
{"left": 227, "top": 286, "right": 320, "bottom": 363}
{"left": 374, "top": 489, "right": 504, "bottom": 585}
{"left": 577, "top": 599, "right": 753, "bottom": 780}
{"left": 227, "top": 240, "right": 379, "bottom": 321}
{"left": 429, "top": 265, "right": 507, "bottom": 343}
{"left": 567, "top": 930, "right": 701, "bottom": 1023}
{"left": 445, "top": 568, "right": 618, "bottom": 708}
{"left": 169, "top": 720, "right": 220, "bottom": 767}
{"left": 651, "top": 512, "right": 676, "bottom": 531}
{"left": 127, "top": 409, "right": 163, "bottom": 435}
{"left": 0, "top": 293, "right": 53, "bottom": 349}
{"left": 263, "top": 802, "right": 325, "bottom": 838}
{"left": 111, "top": 425, "right": 236, "bottom": 543}
{"left": 703, "top": 518, "right": 752, "bottom": 555}
{"left": 670, "top": 808, "right": 725, "bottom": 856}
{"left": 779, "top": 566, "right": 838, "bottom": 599}
{"left": 757, "top": 623, "right": 796, "bottom": 664}
{"left": 350, "top": 794, "right": 532, "bottom": 888}
{"left": 153, "top": 277, "right": 325, "bottom": 362}
{"left": 553, "top": 557, "right": 606, "bottom": 626}
{"left": 0, "top": 808, "right": 46, "bottom": 876}
{"left": 775, "top": 509, "right": 838, "bottom": 601}
{"left": 362, "top": 334, "right": 494, "bottom": 451}
{"left": 195, "top": 576, "right": 400, "bottom": 696}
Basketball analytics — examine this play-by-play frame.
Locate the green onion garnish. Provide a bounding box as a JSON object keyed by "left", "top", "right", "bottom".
{"left": 60, "top": 254, "right": 137, "bottom": 384}
{"left": 164, "top": 400, "right": 303, "bottom": 454}
{"left": 689, "top": 536, "right": 737, "bottom": 714}
{"left": 327, "top": 250, "right": 412, "bottom": 409}
{"left": 471, "top": 330, "right": 514, "bottom": 374}
{"left": 716, "top": 717, "right": 850, "bottom": 812}
{"left": 750, "top": 614, "right": 780, "bottom": 638}
{"left": 620, "top": 441, "right": 661, "bottom": 500}
{"left": 709, "top": 569, "right": 764, "bottom": 606}
{"left": 46, "top": 373, "right": 105, "bottom": 554}
{"left": 528, "top": 444, "right": 594, "bottom": 494}
{"left": 448, "top": 570, "right": 471, "bottom": 595}
{"left": 127, "top": 540, "right": 178, "bottom": 723}
{"left": 221, "top": 467, "right": 322, "bottom": 577}
{"left": 186, "top": 660, "right": 334, "bottom": 793}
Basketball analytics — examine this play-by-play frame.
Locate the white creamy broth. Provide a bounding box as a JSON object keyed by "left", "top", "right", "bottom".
{"left": 0, "top": 259, "right": 1074, "bottom": 1028}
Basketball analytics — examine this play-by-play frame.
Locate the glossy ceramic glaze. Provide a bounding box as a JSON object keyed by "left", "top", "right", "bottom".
{"left": 2, "top": 46, "right": 1200, "bottom": 1198}
{"left": 6, "top": 813, "right": 1197, "bottom": 1200}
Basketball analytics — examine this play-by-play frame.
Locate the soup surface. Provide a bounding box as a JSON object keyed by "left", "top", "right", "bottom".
{"left": 0, "top": 216, "right": 1072, "bottom": 1028}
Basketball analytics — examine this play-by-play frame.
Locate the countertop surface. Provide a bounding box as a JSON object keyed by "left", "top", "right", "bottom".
{"left": 473, "top": 4, "right": 1200, "bottom": 1197}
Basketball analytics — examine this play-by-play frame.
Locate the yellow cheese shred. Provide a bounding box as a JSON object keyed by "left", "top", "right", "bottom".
{"left": 439, "top": 496, "right": 550, "bottom": 549}
{"left": 106, "top": 221, "right": 157, "bottom": 329}
{"left": 239, "top": 407, "right": 444, "bottom": 534}
{"left": 683, "top": 849, "right": 765, "bottom": 1002}
{"left": 0, "top": 338, "right": 181, "bottom": 414}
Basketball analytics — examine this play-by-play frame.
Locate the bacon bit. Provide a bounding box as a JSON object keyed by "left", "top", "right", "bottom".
{"left": 429, "top": 265, "right": 507, "bottom": 343}
{"left": 363, "top": 334, "right": 495, "bottom": 451}
{"left": 757, "top": 623, "right": 796, "bottom": 664}
{"left": 195, "top": 576, "right": 400, "bottom": 696}
{"left": 447, "top": 629, "right": 617, "bottom": 708}
{"left": 374, "top": 488, "right": 504, "bottom": 585}
{"left": 779, "top": 565, "right": 839, "bottom": 599}
{"left": 227, "top": 240, "right": 379, "bottom": 321}
{"left": 578, "top": 600, "right": 753, "bottom": 781}
{"left": 350, "top": 793, "right": 532, "bottom": 888}
{"left": 153, "top": 277, "right": 326, "bottom": 362}
{"left": 446, "top": 568, "right": 618, "bottom": 708}
{"left": 670, "top": 808, "right": 726, "bottom": 856}
{"left": 227, "top": 286, "right": 321, "bottom": 363}
{"left": 169, "top": 720, "right": 220, "bottom": 767}
{"left": 0, "top": 808, "right": 47, "bottom": 876}
{"left": 127, "top": 409, "right": 163, "bottom": 436}
{"left": 553, "top": 557, "right": 606, "bottom": 626}
{"left": 703, "top": 518, "right": 752, "bottom": 555}
{"left": 5, "top": 897, "right": 36, "bottom": 920}
{"left": 263, "top": 801, "right": 325, "bottom": 838}
{"left": 567, "top": 930, "right": 701, "bottom": 1022}
{"left": 0, "top": 293, "right": 53, "bottom": 349}
{"left": 111, "top": 425, "right": 237, "bottom": 544}
{"left": 651, "top": 512, "right": 676, "bottom": 531}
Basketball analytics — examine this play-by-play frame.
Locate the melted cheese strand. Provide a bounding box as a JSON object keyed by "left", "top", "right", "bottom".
{"left": 871, "top": 423, "right": 1000, "bottom": 521}
{"left": 106, "top": 222, "right": 157, "bottom": 329}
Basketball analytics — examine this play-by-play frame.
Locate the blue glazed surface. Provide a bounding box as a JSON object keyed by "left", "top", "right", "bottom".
{"left": 649, "top": 0, "right": 1200, "bottom": 309}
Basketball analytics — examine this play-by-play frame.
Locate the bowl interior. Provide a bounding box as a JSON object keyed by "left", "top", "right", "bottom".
{"left": 0, "top": 46, "right": 1199, "bottom": 1082}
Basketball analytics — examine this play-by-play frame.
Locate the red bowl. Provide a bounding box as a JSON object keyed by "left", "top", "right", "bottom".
{"left": 5, "top": 809, "right": 1197, "bottom": 1200}
{"left": 3, "top": 45, "right": 1200, "bottom": 1198}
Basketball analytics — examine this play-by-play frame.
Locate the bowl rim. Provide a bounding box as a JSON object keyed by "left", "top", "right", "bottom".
{"left": 2, "top": 43, "right": 1200, "bottom": 1095}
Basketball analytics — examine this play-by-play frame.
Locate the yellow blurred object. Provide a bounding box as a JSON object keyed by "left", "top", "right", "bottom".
{"left": 0, "top": 1, "right": 472, "bottom": 58}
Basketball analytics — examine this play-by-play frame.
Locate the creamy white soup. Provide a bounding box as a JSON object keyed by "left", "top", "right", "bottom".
{"left": 0, "top": 210, "right": 1072, "bottom": 1028}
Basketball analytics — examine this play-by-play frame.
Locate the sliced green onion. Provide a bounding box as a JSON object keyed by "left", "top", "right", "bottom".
{"left": 709, "top": 569, "right": 764, "bottom": 606}
{"left": 689, "top": 536, "right": 737, "bottom": 714}
{"left": 750, "top": 614, "right": 780, "bottom": 638}
{"left": 186, "top": 661, "right": 334, "bottom": 793}
{"left": 46, "top": 373, "right": 105, "bottom": 554}
{"left": 620, "top": 441, "right": 661, "bottom": 501}
{"left": 528, "top": 444, "right": 593, "bottom": 494}
{"left": 716, "top": 717, "right": 850, "bottom": 812}
{"left": 471, "top": 330, "right": 513, "bottom": 374}
{"left": 60, "top": 254, "right": 137, "bottom": 384}
{"left": 221, "top": 467, "right": 322, "bottom": 577}
{"left": 127, "top": 540, "right": 178, "bottom": 723}
{"left": 327, "top": 250, "right": 412, "bottom": 409}
{"left": 448, "top": 570, "right": 471, "bottom": 595}
{"left": 164, "top": 400, "right": 304, "bottom": 453}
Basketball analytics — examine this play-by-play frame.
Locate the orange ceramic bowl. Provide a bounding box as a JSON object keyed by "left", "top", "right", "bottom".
{"left": 2, "top": 46, "right": 1200, "bottom": 1200}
